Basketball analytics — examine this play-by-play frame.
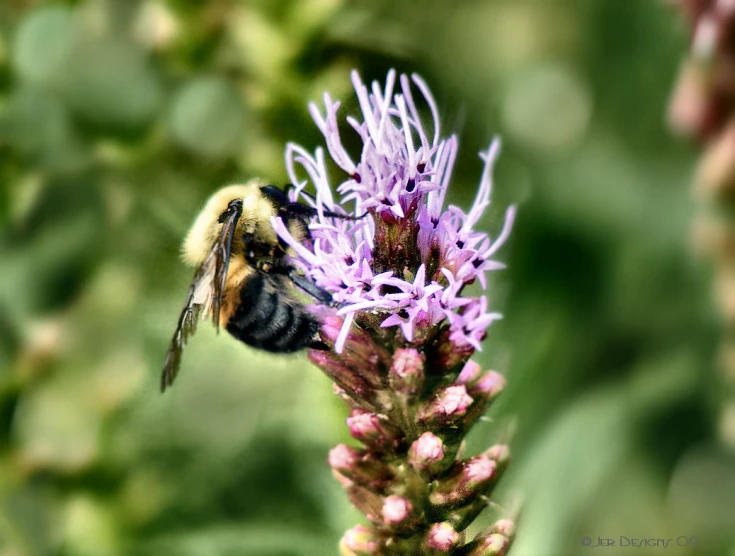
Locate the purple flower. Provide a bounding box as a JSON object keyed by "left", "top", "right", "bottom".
{"left": 280, "top": 70, "right": 517, "bottom": 553}
{"left": 272, "top": 69, "right": 514, "bottom": 353}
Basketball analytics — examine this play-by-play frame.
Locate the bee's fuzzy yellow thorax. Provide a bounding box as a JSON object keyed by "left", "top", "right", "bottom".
{"left": 182, "top": 181, "right": 277, "bottom": 267}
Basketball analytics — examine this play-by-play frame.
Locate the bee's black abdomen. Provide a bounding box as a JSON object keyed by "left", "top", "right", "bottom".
{"left": 226, "top": 273, "right": 321, "bottom": 353}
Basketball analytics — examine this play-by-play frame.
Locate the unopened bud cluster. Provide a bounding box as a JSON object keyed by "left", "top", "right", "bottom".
{"left": 318, "top": 342, "right": 512, "bottom": 554}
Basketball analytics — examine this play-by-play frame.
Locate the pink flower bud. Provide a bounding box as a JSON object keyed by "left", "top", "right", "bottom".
{"left": 425, "top": 522, "right": 461, "bottom": 552}
{"left": 459, "top": 371, "right": 506, "bottom": 428}
{"left": 440, "top": 385, "right": 474, "bottom": 413}
{"left": 429, "top": 455, "right": 497, "bottom": 508}
{"left": 382, "top": 495, "right": 412, "bottom": 525}
{"left": 466, "top": 457, "right": 496, "bottom": 483}
{"left": 456, "top": 360, "right": 482, "bottom": 385}
{"left": 389, "top": 348, "right": 425, "bottom": 396}
{"left": 340, "top": 524, "right": 379, "bottom": 555}
{"left": 432, "top": 326, "right": 474, "bottom": 372}
{"left": 346, "top": 408, "right": 400, "bottom": 450}
{"left": 347, "top": 409, "right": 380, "bottom": 440}
{"left": 462, "top": 533, "right": 511, "bottom": 556}
{"left": 329, "top": 444, "right": 361, "bottom": 471}
{"left": 441, "top": 460, "right": 510, "bottom": 532}
{"left": 412, "top": 432, "right": 444, "bottom": 461}
{"left": 309, "top": 350, "right": 378, "bottom": 410}
{"left": 332, "top": 383, "right": 358, "bottom": 407}
{"left": 696, "top": 119, "right": 735, "bottom": 197}
{"left": 418, "top": 385, "right": 473, "bottom": 427}
{"left": 483, "top": 444, "right": 510, "bottom": 470}
{"left": 470, "top": 371, "right": 505, "bottom": 397}
{"left": 488, "top": 519, "right": 515, "bottom": 537}
{"left": 408, "top": 432, "right": 448, "bottom": 477}
{"left": 328, "top": 444, "right": 394, "bottom": 492}
{"left": 320, "top": 314, "right": 392, "bottom": 369}
{"left": 342, "top": 481, "right": 386, "bottom": 525}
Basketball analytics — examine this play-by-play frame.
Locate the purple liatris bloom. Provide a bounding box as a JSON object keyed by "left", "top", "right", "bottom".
{"left": 275, "top": 70, "right": 516, "bottom": 555}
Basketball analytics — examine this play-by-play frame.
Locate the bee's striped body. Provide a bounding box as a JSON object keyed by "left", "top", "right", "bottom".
{"left": 161, "top": 181, "right": 339, "bottom": 392}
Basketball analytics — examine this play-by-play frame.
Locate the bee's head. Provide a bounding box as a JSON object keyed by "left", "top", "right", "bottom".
{"left": 182, "top": 183, "right": 262, "bottom": 266}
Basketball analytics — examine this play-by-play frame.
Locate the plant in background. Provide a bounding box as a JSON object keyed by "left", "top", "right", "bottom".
{"left": 668, "top": 0, "right": 735, "bottom": 449}
{"left": 275, "top": 70, "right": 516, "bottom": 555}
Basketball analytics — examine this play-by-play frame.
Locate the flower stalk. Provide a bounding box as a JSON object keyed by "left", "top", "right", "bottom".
{"left": 277, "top": 70, "right": 516, "bottom": 554}
{"left": 668, "top": 0, "right": 735, "bottom": 450}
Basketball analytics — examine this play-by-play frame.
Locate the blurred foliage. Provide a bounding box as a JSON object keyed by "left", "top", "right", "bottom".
{"left": 0, "top": 0, "right": 733, "bottom": 555}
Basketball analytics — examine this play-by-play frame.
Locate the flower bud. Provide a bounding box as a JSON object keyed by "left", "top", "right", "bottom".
{"left": 389, "top": 348, "right": 425, "bottom": 397}
{"left": 329, "top": 444, "right": 361, "bottom": 469}
{"left": 431, "top": 326, "right": 474, "bottom": 372}
{"left": 418, "top": 385, "right": 473, "bottom": 428}
{"left": 347, "top": 408, "right": 401, "bottom": 451}
{"left": 321, "top": 315, "right": 392, "bottom": 376}
{"left": 456, "top": 360, "right": 483, "bottom": 385}
{"left": 445, "top": 445, "right": 510, "bottom": 529}
{"left": 341, "top": 480, "right": 388, "bottom": 525}
{"left": 484, "top": 444, "right": 510, "bottom": 471}
{"left": 461, "top": 533, "right": 512, "bottom": 556}
{"left": 696, "top": 119, "right": 735, "bottom": 198}
{"left": 339, "top": 524, "right": 379, "bottom": 555}
{"left": 333, "top": 383, "right": 357, "bottom": 406}
{"left": 409, "top": 432, "right": 448, "bottom": 477}
{"left": 668, "top": 59, "right": 727, "bottom": 140}
{"left": 382, "top": 495, "right": 413, "bottom": 525}
{"left": 329, "top": 444, "right": 394, "bottom": 492}
{"left": 310, "top": 350, "right": 378, "bottom": 411}
{"left": 468, "top": 371, "right": 505, "bottom": 398}
{"left": 429, "top": 455, "right": 497, "bottom": 509}
{"left": 488, "top": 519, "right": 515, "bottom": 537}
{"left": 460, "top": 371, "right": 505, "bottom": 427}
{"left": 424, "top": 522, "right": 462, "bottom": 553}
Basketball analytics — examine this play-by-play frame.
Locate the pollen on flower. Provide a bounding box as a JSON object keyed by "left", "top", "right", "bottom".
{"left": 272, "top": 69, "right": 514, "bottom": 353}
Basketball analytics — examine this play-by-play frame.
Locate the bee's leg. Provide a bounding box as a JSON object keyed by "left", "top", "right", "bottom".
{"left": 286, "top": 269, "right": 337, "bottom": 307}
{"left": 310, "top": 339, "right": 330, "bottom": 351}
{"left": 282, "top": 212, "right": 314, "bottom": 244}
{"left": 281, "top": 202, "right": 366, "bottom": 221}
{"left": 262, "top": 255, "right": 337, "bottom": 307}
{"left": 269, "top": 182, "right": 367, "bottom": 221}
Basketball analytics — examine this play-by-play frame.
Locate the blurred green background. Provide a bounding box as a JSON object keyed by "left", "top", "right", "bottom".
{"left": 1, "top": 1, "right": 733, "bottom": 555}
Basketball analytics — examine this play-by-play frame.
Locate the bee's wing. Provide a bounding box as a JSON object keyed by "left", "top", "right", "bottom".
{"left": 160, "top": 261, "right": 212, "bottom": 392}
{"left": 211, "top": 200, "right": 242, "bottom": 331}
{"left": 161, "top": 200, "right": 243, "bottom": 392}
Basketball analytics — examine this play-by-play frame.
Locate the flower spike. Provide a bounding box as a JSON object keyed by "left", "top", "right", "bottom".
{"left": 280, "top": 70, "right": 516, "bottom": 554}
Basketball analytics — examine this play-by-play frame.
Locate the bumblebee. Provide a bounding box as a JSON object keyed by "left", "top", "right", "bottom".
{"left": 161, "top": 181, "right": 347, "bottom": 392}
